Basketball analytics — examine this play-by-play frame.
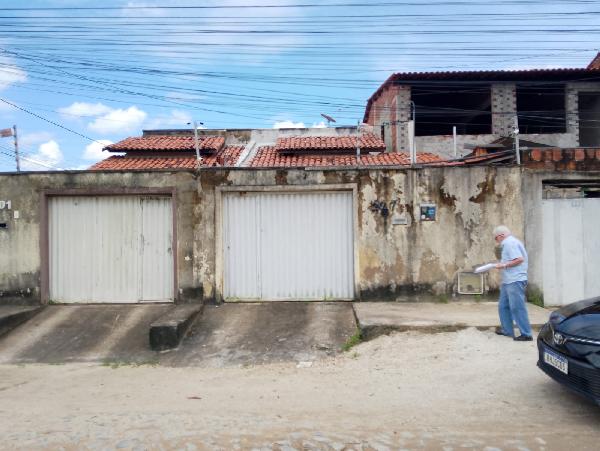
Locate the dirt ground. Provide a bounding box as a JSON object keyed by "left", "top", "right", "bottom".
{"left": 1, "top": 328, "right": 599, "bottom": 450}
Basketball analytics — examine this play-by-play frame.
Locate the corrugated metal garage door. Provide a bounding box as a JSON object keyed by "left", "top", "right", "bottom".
{"left": 223, "top": 191, "right": 354, "bottom": 301}
{"left": 542, "top": 198, "right": 600, "bottom": 306}
{"left": 49, "top": 196, "right": 173, "bottom": 303}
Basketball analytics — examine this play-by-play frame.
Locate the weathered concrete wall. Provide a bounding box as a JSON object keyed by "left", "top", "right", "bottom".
{"left": 197, "top": 166, "right": 524, "bottom": 301}
{"left": 0, "top": 166, "right": 537, "bottom": 305}
{"left": 416, "top": 133, "right": 579, "bottom": 160}
{"left": 0, "top": 171, "right": 198, "bottom": 305}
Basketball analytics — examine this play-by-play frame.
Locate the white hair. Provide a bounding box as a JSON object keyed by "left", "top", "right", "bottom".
{"left": 493, "top": 225, "right": 511, "bottom": 237}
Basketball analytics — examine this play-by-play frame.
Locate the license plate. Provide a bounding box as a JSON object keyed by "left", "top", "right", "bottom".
{"left": 544, "top": 350, "right": 568, "bottom": 374}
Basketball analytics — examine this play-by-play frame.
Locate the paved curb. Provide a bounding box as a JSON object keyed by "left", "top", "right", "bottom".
{"left": 149, "top": 305, "right": 204, "bottom": 351}
{"left": 358, "top": 322, "right": 546, "bottom": 341}
{"left": 353, "top": 302, "right": 549, "bottom": 342}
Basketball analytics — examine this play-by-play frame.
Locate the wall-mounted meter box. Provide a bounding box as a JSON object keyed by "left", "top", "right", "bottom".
{"left": 420, "top": 203, "right": 437, "bottom": 221}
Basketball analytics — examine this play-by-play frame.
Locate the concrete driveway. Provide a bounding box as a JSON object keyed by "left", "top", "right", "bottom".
{"left": 0, "top": 302, "right": 357, "bottom": 366}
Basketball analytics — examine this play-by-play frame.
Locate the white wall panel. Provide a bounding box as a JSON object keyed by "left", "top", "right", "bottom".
{"left": 49, "top": 196, "right": 172, "bottom": 303}
{"left": 223, "top": 191, "right": 354, "bottom": 301}
{"left": 543, "top": 198, "right": 600, "bottom": 306}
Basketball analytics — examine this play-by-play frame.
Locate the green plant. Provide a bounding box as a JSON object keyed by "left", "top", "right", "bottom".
{"left": 342, "top": 329, "right": 362, "bottom": 352}
{"left": 102, "top": 359, "right": 159, "bottom": 369}
{"left": 528, "top": 288, "right": 544, "bottom": 307}
{"left": 435, "top": 294, "right": 449, "bottom": 304}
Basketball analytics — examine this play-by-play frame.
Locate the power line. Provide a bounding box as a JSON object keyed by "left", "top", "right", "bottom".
{"left": 0, "top": 98, "right": 100, "bottom": 143}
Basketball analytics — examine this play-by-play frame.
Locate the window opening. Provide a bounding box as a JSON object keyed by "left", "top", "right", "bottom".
{"left": 411, "top": 84, "right": 492, "bottom": 136}
{"left": 516, "top": 84, "right": 566, "bottom": 134}
{"left": 579, "top": 92, "right": 600, "bottom": 147}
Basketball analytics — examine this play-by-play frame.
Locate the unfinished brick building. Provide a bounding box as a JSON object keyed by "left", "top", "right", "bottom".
{"left": 364, "top": 53, "right": 600, "bottom": 159}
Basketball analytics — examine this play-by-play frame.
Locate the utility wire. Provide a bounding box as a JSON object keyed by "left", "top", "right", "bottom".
{"left": 0, "top": 98, "right": 99, "bottom": 143}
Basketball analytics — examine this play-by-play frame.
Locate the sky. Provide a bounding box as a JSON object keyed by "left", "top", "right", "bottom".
{"left": 0, "top": 0, "right": 598, "bottom": 171}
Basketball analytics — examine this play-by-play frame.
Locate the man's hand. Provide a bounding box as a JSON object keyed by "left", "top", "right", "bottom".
{"left": 496, "top": 257, "right": 524, "bottom": 270}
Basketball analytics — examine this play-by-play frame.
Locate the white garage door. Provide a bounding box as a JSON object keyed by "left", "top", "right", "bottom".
{"left": 223, "top": 191, "right": 354, "bottom": 301}
{"left": 49, "top": 196, "right": 173, "bottom": 303}
{"left": 542, "top": 198, "right": 600, "bottom": 306}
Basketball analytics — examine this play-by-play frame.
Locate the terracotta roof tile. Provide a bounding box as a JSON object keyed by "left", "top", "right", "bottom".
{"left": 249, "top": 147, "right": 443, "bottom": 168}
{"left": 104, "top": 135, "right": 225, "bottom": 153}
{"left": 90, "top": 156, "right": 197, "bottom": 170}
{"left": 90, "top": 146, "right": 244, "bottom": 170}
{"left": 275, "top": 133, "right": 385, "bottom": 153}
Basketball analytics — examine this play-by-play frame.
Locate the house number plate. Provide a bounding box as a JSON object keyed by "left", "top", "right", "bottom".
{"left": 0, "top": 200, "right": 11, "bottom": 210}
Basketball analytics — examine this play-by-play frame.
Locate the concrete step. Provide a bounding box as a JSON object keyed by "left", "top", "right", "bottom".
{"left": 149, "top": 304, "right": 204, "bottom": 351}
{"left": 0, "top": 305, "right": 44, "bottom": 338}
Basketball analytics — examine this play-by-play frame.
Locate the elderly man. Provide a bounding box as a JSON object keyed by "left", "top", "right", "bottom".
{"left": 493, "top": 225, "right": 533, "bottom": 341}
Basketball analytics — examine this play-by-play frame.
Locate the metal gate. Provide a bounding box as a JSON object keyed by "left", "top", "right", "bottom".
{"left": 222, "top": 191, "right": 354, "bottom": 301}
{"left": 542, "top": 198, "right": 600, "bottom": 306}
{"left": 49, "top": 196, "right": 173, "bottom": 303}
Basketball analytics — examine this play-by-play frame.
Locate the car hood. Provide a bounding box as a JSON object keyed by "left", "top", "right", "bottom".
{"left": 552, "top": 296, "right": 600, "bottom": 338}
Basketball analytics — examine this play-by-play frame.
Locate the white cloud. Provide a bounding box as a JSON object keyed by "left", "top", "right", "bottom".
{"left": 83, "top": 140, "right": 113, "bottom": 161}
{"left": 21, "top": 140, "right": 63, "bottom": 171}
{"left": 144, "top": 109, "right": 192, "bottom": 129}
{"left": 58, "top": 102, "right": 113, "bottom": 118}
{"left": 88, "top": 106, "right": 147, "bottom": 134}
{"left": 272, "top": 120, "right": 328, "bottom": 129}
{"left": 20, "top": 131, "right": 54, "bottom": 148}
{"left": 273, "top": 120, "right": 306, "bottom": 129}
{"left": 0, "top": 55, "right": 27, "bottom": 91}
{"left": 58, "top": 100, "right": 198, "bottom": 136}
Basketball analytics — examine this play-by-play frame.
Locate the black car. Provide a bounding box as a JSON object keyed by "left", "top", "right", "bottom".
{"left": 537, "top": 296, "right": 600, "bottom": 405}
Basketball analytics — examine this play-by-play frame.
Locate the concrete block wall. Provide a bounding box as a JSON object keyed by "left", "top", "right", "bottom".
{"left": 394, "top": 86, "right": 412, "bottom": 153}
{"left": 566, "top": 84, "right": 580, "bottom": 138}
{"left": 492, "top": 84, "right": 517, "bottom": 136}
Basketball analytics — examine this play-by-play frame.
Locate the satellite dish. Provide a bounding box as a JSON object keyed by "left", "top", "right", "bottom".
{"left": 320, "top": 113, "right": 337, "bottom": 126}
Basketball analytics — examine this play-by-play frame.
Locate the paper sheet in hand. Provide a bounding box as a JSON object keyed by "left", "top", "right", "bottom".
{"left": 474, "top": 263, "right": 496, "bottom": 274}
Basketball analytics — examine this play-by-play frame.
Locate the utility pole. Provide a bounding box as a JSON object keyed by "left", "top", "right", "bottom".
{"left": 453, "top": 126, "right": 457, "bottom": 158}
{"left": 514, "top": 116, "right": 521, "bottom": 165}
{"left": 13, "top": 125, "right": 20, "bottom": 172}
{"left": 0, "top": 125, "right": 18, "bottom": 171}
{"left": 356, "top": 121, "right": 361, "bottom": 165}
{"left": 409, "top": 101, "right": 416, "bottom": 165}
{"left": 192, "top": 121, "right": 202, "bottom": 162}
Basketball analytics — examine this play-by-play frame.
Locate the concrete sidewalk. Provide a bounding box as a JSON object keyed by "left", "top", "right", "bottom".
{"left": 354, "top": 301, "right": 551, "bottom": 339}
{"left": 0, "top": 301, "right": 551, "bottom": 365}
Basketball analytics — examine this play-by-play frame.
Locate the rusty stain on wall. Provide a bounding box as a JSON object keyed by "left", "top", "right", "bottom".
{"left": 1, "top": 166, "right": 528, "bottom": 305}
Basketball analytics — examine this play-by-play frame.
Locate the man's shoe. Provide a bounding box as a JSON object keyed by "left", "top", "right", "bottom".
{"left": 513, "top": 335, "right": 533, "bottom": 341}
{"left": 495, "top": 326, "right": 509, "bottom": 336}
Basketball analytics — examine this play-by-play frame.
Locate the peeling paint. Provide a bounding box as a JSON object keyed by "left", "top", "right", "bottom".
{"left": 1, "top": 166, "right": 527, "bottom": 304}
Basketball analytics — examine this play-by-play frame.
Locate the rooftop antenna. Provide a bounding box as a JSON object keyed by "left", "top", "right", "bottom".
{"left": 320, "top": 113, "right": 336, "bottom": 127}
